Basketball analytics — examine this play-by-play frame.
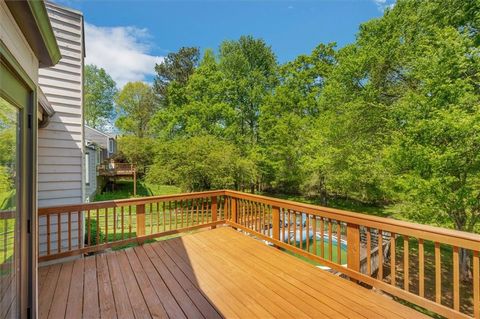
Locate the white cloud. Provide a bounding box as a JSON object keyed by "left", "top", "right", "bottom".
{"left": 84, "top": 23, "right": 164, "bottom": 88}
{"left": 372, "top": 0, "right": 395, "bottom": 11}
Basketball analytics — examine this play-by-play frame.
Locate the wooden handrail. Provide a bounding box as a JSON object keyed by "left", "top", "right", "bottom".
{"left": 224, "top": 190, "right": 480, "bottom": 250}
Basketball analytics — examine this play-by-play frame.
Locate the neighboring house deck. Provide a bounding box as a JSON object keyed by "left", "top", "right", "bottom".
{"left": 38, "top": 227, "right": 428, "bottom": 319}
{"left": 36, "top": 190, "right": 480, "bottom": 319}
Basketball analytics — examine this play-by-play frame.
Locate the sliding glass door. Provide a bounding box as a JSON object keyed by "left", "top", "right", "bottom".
{"left": 1, "top": 43, "right": 36, "bottom": 318}
{"left": 0, "top": 97, "right": 19, "bottom": 318}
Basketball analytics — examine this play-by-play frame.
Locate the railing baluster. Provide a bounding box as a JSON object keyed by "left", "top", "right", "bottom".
{"left": 168, "top": 201, "right": 172, "bottom": 230}
{"left": 378, "top": 230, "right": 383, "bottom": 280}
{"left": 366, "top": 227, "right": 371, "bottom": 275}
{"left": 163, "top": 202, "right": 166, "bottom": 232}
{"left": 453, "top": 246, "right": 459, "bottom": 311}
{"left": 312, "top": 216, "right": 317, "bottom": 255}
{"left": 328, "top": 220, "right": 333, "bottom": 261}
{"left": 337, "top": 221, "right": 341, "bottom": 264}
{"left": 419, "top": 239, "right": 424, "bottom": 297}
{"left": 121, "top": 206, "right": 125, "bottom": 240}
{"left": 180, "top": 200, "right": 184, "bottom": 228}
{"left": 211, "top": 196, "right": 217, "bottom": 229}
{"left": 404, "top": 235, "right": 409, "bottom": 291}
{"left": 96, "top": 209, "right": 100, "bottom": 244}
{"left": 474, "top": 250, "right": 479, "bottom": 319}
{"left": 391, "top": 232, "right": 396, "bottom": 286}
{"left": 129, "top": 206, "right": 132, "bottom": 238}
{"left": 299, "top": 212, "right": 303, "bottom": 250}
{"left": 113, "top": 207, "right": 117, "bottom": 241}
{"left": 320, "top": 218, "right": 324, "bottom": 258}
{"left": 105, "top": 207, "right": 108, "bottom": 243}
{"left": 77, "top": 211, "right": 81, "bottom": 250}
{"left": 68, "top": 212, "right": 71, "bottom": 251}
{"left": 150, "top": 203, "right": 153, "bottom": 234}
{"left": 57, "top": 213, "right": 61, "bottom": 253}
{"left": 87, "top": 210, "right": 91, "bottom": 246}
{"left": 435, "top": 242, "right": 441, "bottom": 304}
{"left": 287, "top": 210, "right": 291, "bottom": 244}
{"left": 306, "top": 214, "right": 310, "bottom": 252}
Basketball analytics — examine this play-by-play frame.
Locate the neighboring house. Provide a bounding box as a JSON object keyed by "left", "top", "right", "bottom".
{"left": 0, "top": 0, "right": 61, "bottom": 315}
{"left": 84, "top": 125, "right": 117, "bottom": 201}
{"left": 37, "top": 2, "right": 85, "bottom": 258}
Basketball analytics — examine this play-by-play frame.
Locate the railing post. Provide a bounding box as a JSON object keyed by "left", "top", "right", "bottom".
{"left": 347, "top": 223, "right": 360, "bottom": 279}
{"left": 137, "top": 204, "right": 145, "bottom": 237}
{"left": 211, "top": 196, "right": 217, "bottom": 229}
{"left": 272, "top": 206, "right": 280, "bottom": 241}
{"left": 230, "top": 197, "right": 237, "bottom": 228}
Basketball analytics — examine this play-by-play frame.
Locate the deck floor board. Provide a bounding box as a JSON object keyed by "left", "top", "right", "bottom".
{"left": 39, "top": 227, "right": 429, "bottom": 319}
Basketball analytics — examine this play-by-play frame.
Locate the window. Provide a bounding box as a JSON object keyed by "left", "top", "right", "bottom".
{"left": 108, "top": 138, "right": 114, "bottom": 154}
{"left": 85, "top": 152, "right": 90, "bottom": 185}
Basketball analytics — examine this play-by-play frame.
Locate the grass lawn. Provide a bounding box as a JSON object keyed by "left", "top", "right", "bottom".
{"left": 94, "top": 180, "right": 180, "bottom": 201}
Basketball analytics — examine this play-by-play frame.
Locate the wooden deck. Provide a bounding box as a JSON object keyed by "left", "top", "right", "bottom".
{"left": 38, "top": 227, "right": 428, "bottom": 319}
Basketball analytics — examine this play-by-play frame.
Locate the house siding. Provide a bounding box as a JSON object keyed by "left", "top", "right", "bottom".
{"left": 37, "top": 3, "right": 84, "bottom": 257}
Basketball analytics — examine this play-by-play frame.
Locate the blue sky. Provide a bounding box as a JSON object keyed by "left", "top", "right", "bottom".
{"left": 54, "top": 0, "right": 394, "bottom": 86}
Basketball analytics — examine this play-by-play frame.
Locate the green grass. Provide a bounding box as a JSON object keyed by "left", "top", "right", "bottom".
{"left": 94, "top": 180, "right": 180, "bottom": 201}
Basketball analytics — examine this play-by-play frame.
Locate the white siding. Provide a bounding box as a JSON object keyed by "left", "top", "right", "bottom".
{"left": 37, "top": 3, "right": 85, "bottom": 257}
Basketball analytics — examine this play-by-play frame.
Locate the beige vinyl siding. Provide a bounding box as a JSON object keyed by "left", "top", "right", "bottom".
{"left": 37, "top": 3, "right": 84, "bottom": 257}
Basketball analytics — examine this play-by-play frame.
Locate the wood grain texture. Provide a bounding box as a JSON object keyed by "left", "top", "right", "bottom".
{"left": 39, "top": 227, "right": 430, "bottom": 319}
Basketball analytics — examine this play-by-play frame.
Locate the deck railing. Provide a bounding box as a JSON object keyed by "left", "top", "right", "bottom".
{"left": 38, "top": 191, "right": 227, "bottom": 261}
{"left": 97, "top": 162, "right": 136, "bottom": 175}
{"left": 38, "top": 190, "right": 480, "bottom": 318}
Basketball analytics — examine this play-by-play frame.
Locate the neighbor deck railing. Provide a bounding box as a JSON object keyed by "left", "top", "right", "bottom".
{"left": 38, "top": 190, "right": 480, "bottom": 319}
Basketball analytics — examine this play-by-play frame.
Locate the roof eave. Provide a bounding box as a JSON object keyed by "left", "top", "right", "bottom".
{"left": 5, "top": 0, "right": 61, "bottom": 68}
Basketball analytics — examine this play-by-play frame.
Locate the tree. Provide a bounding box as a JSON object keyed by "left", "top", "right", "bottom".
{"left": 84, "top": 64, "right": 117, "bottom": 130}
{"left": 146, "top": 135, "right": 242, "bottom": 192}
{"left": 153, "top": 47, "right": 200, "bottom": 102}
{"left": 115, "top": 82, "right": 158, "bottom": 138}
{"left": 117, "top": 136, "right": 155, "bottom": 174}
{"left": 260, "top": 44, "right": 336, "bottom": 193}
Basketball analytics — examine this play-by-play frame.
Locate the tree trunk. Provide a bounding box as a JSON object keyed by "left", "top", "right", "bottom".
{"left": 459, "top": 247, "right": 472, "bottom": 282}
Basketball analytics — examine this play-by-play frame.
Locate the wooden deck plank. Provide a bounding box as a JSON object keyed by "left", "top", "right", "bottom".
{"left": 96, "top": 254, "right": 117, "bottom": 319}
{"left": 183, "top": 232, "right": 344, "bottom": 318}
{"left": 124, "top": 248, "right": 169, "bottom": 318}
{"left": 198, "top": 229, "right": 384, "bottom": 318}
{"left": 208, "top": 228, "right": 425, "bottom": 319}
{"left": 142, "top": 244, "right": 204, "bottom": 319}
{"left": 48, "top": 262, "right": 74, "bottom": 319}
{"left": 148, "top": 243, "right": 225, "bottom": 319}
{"left": 115, "top": 250, "right": 151, "bottom": 318}
{"left": 82, "top": 256, "right": 99, "bottom": 319}
{"left": 38, "top": 227, "right": 429, "bottom": 319}
{"left": 166, "top": 238, "right": 311, "bottom": 318}
{"left": 65, "top": 258, "right": 84, "bottom": 319}
{"left": 105, "top": 252, "right": 134, "bottom": 319}
{"left": 39, "top": 264, "right": 62, "bottom": 319}
{"left": 159, "top": 241, "right": 242, "bottom": 319}
{"left": 133, "top": 246, "right": 187, "bottom": 319}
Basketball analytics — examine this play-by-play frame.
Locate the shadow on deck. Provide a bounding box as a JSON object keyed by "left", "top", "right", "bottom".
{"left": 38, "top": 227, "right": 427, "bottom": 319}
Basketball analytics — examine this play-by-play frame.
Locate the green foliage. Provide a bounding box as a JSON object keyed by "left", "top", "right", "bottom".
{"left": 154, "top": 47, "right": 200, "bottom": 101}
{"left": 146, "top": 135, "right": 246, "bottom": 192}
{"left": 116, "top": 82, "right": 158, "bottom": 137}
{"left": 85, "top": 219, "right": 105, "bottom": 246}
{"left": 136, "top": 0, "right": 480, "bottom": 252}
{"left": 84, "top": 64, "right": 117, "bottom": 130}
{"left": 117, "top": 135, "right": 155, "bottom": 173}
